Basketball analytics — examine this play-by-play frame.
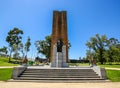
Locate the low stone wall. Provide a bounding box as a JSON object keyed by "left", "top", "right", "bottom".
{"left": 92, "top": 66, "right": 107, "bottom": 79}
{"left": 12, "top": 66, "right": 27, "bottom": 79}
{"left": 100, "top": 68, "right": 107, "bottom": 79}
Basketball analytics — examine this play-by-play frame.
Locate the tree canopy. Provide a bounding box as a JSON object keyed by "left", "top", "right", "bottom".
{"left": 24, "top": 37, "right": 31, "bottom": 57}
{"left": 6, "top": 27, "right": 23, "bottom": 62}
{"left": 86, "top": 34, "right": 120, "bottom": 64}
{"left": 35, "top": 35, "right": 51, "bottom": 60}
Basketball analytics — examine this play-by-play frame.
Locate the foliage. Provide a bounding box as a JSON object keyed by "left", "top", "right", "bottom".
{"left": 19, "top": 37, "right": 31, "bottom": 59}
{"left": 0, "top": 46, "right": 8, "bottom": 55}
{"left": 35, "top": 35, "right": 51, "bottom": 59}
{"left": 106, "top": 70, "right": 120, "bottom": 82}
{"left": 104, "top": 38, "right": 120, "bottom": 64}
{"left": 24, "top": 37, "right": 31, "bottom": 57}
{"left": 19, "top": 43, "right": 24, "bottom": 58}
{"left": 86, "top": 34, "right": 107, "bottom": 64}
{"left": 6, "top": 27, "right": 23, "bottom": 62}
{"left": 0, "top": 68, "right": 13, "bottom": 81}
{"left": 86, "top": 34, "right": 120, "bottom": 64}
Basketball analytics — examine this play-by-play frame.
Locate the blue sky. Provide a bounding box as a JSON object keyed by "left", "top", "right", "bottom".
{"left": 0, "top": 0, "right": 120, "bottom": 59}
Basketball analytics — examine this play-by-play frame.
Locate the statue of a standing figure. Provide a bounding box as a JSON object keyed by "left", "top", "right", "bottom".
{"left": 57, "top": 39, "right": 63, "bottom": 52}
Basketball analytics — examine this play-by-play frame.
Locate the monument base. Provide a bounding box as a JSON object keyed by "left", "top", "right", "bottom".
{"left": 51, "top": 52, "right": 69, "bottom": 67}
{"left": 51, "top": 44, "right": 69, "bottom": 68}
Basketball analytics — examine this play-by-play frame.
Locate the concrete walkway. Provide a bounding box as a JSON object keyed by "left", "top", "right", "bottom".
{"left": 0, "top": 66, "right": 120, "bottom": 70}
{"left": 0, "top": 66, "right": 16, "bottom": 68}
{"left": 0, "top": 82, "right": 120, "bottom": 88}
{"left": 105, "top": 68, "right": 120, "bottom": 70}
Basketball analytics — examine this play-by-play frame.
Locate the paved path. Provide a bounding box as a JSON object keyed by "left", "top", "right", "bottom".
{"left": 0, "top": 66, "right": 120, "bottom": 70}
{"left": 0, "top": 82, "right": 120, "bottom": 88}
{"left": 105, "top": 68, "right": 120, "bottom": 70}
{"left": 0, "top": 66, "right": 16, "bottom": 68}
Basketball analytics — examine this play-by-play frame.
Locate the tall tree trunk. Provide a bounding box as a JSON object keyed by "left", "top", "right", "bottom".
{"left": 100, "top": 50, "right": 104, "bottom": 64}
{"left": 8, "top": 50, "right": 12, "bottom": 63}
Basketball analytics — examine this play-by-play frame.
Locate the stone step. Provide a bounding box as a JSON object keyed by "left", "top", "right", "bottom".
{"left": 24, "top": 72, "right": 95, "bottom": 74}
{"left": 11, "top": 66, "right": 107, "bottom": 82}
{"left": 25, "top": 70, "right": 93, "bottom": 72}
{"left": 21, "top": 75, "right": 98, "bottom": 77}
{"left": 26, "top": 69, "right": 93, "bottom": 71}
{"left": 15, "top": 67, "right": 105, "bottom": 81}
{"left": 25, "top": 71, "right": 94, "bottom": 74}
{"left": 19, "top": 77, "right": 103, "bottom": 80}
{"left": 23, "top": 71, "right": 97, "bottom": 75}
{"left": 19, "top": 68, "right": 100, "bottom": 80}
{"left": 22, "top": 73, "right": 97, "bottom": 76}
{"left": 25, "top": 70, "right": 94, "bottom": 73}
{"left": 20, "top": 75, "right": 100, "bottom": 78}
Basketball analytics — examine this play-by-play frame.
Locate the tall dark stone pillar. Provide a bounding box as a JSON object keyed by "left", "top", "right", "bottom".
{"left": 50, "top": 11, "right": 68, "bottom": 62}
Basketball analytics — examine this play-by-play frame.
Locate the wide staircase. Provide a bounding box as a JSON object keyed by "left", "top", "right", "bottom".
{"left": 16, "top": 68, "right": 105, "bottom": 82}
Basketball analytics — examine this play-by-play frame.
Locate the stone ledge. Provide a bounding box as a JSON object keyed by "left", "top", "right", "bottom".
{"left": 92, "top": 66, "right": 107, "bottom": 79}
{"left": 12, "top": 66, "right": 27, "bottom": 79}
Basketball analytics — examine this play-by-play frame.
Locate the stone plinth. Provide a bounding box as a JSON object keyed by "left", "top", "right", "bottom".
{"left": 51, "top": 44, "right": 69, "bottom": 67}
{"left": 12, "top": 66, "right": 27, "bottom": 79}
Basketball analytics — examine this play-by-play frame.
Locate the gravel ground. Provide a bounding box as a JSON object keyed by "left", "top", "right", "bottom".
{"left": 0, "top": 82, "right": 120, "bottom": 88}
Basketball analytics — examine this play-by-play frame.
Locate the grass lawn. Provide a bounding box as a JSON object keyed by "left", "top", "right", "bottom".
{"left": 69, "top": 63, "right": 120, "bottom": 68}
{"left": 106, "top": 69, "right": 120, "bottom": 82}
{"left": 98, "top": 64, "right": 120, "bottom": 68}
{"left": 0, "top": 57, "right": 19, "bottom": 66}
{"left": 69, "top": 63, "right": 89, "bottom": 66}
{"left": 0, "top": 68, "right": 13, "bottom": 81}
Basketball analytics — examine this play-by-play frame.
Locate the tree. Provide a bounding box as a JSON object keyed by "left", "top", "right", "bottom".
{"left": 24, "top": 37, "right": 31, "bottom": 57}
{"left": 19, "top": 43, "right": 24, "bottom": 58}
{"left": 6, "top": 27, "right": 23, "bottom": 62}
{"left": 35, "top": 35, "right": 51, "bottom": 60}
{"left": 12, "top": 43, "right": 22, "bottom": 59}
{"left": 86, "top": 34, "right": 107, "bottom": 64}
{"left": 105, "top": 38, "right": 120, "bottom": 64}
{"left": 0, "top": 46, "right": 8, "bottom": 56}
{"left": 13, "top": 52, "right": 20, "bottom": 59}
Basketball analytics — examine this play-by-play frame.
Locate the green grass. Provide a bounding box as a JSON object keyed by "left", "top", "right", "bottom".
{"left": 106, "top": 70, "right": 120, "bottom": 82}
{"left": 0, "top": 57, "right": 19, "bottom": 66}
{"left": 68, "top": 63, "right": 89, "bottom": 66}
{"left": 69, "top": 63, "right": 120, "bottom": 68}
{"left": 0, "top": 68, "right": 13, "bottom": 81}
{"left": 98, "top": 64, "right": 120, "bottom": 68}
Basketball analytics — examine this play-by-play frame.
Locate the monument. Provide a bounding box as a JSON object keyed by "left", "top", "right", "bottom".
{"left": 50, "top": 11, "right": 69, "bottom": 67}
{"left": 11, "top": 11, "right": 107, "bottom": 81}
